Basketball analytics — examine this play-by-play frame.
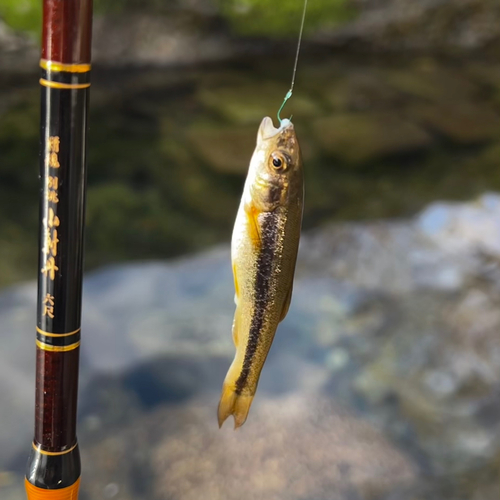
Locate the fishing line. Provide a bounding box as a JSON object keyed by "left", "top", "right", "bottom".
{"left": 277, "top": 0, "right": 309, "bottom": 124}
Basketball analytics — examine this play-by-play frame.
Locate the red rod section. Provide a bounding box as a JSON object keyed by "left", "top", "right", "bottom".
{"left": 42, "top": 0, "right": 93, "bottom": 64}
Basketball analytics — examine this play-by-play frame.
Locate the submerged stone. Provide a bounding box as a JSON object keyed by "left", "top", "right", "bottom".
{"left": 313, "top": 112, "right": 433, "bottom": 163}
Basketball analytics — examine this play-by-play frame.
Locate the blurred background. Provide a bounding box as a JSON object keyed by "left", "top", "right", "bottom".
{"left": 1, "top": 0, "right": 500, "bottom": 498}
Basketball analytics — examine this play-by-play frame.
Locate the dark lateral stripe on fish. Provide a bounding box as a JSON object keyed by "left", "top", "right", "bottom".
{"left": 235, "top": 212, "right": 279, "bottom": 394}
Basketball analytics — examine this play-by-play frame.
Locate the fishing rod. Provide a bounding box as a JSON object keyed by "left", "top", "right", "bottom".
{"left": 25, "top": 1, "right": 93, "bottom": 499}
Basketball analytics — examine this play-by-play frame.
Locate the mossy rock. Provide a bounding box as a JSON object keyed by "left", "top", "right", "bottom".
{"left": 410, "top": 102, "right": 500, "bottom": 144}
{"left": 218, "top": 0, "right": 356, "bottom": 37}
{"left": 85, "top": 183, "right": 212, "bottom": 265}
{"left": 385, "top": 63, "right": 480, "bottom": 104}
{"left": 313, "top": 112, "right": 433, "bottom": 163}
{"left": 187, "top": 124, "right": 257, "bottom": 174}
{"left": 197, "top": 82, "right": 321, "bottom": 124}
{"left": 323, "top": 71, "right": 403, "bottom": 112}
{"left": 186, "top": 119, "right": 320, "bottom": 175}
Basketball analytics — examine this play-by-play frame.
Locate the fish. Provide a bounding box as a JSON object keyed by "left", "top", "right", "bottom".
{"left": 218, "top": 116, "right": 304, "bottom": 429}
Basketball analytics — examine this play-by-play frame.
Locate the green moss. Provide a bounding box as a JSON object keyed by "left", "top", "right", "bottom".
{"left": 0, "top": 0, "right": 139, "bottom": 36}
{"left": 93, "top": 0, "right": 168, "bottom": 15}
{"left": 0, "top": 0, "right": 42, "bottom": 36}
{"left": 1, "top": 0, "right": 355, "bottom": 39}
{"left": 218, "top": 0, "right": 356, "bottom": 37}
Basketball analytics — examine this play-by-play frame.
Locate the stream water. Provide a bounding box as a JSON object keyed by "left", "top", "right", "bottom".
{"left": 1, "top": 52, "right": 500, "bottom": 288}
{"left": 1, "top": 50, "right": 500, "bottom": 500}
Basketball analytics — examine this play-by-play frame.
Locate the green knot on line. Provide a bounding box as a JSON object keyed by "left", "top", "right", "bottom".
{"left": 277, "top": 89, "right": 293, "bottom": 125}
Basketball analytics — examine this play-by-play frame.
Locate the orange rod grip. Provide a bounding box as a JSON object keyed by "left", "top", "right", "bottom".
{"left": 25, "top": 477, "right": 80, "bottom": 500}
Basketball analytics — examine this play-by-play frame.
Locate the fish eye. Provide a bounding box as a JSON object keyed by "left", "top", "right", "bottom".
{"left": 270, "top": 152, "right": 286, "bottom": 170}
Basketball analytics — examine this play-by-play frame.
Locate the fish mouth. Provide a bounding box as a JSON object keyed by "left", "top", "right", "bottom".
{"left": 259, "top": 116, "right": 294, "bottom": 140}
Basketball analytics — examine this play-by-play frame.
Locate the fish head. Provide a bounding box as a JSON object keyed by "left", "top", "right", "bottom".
{"left": 249, "top": 117, "right": 303, "bottom": 211}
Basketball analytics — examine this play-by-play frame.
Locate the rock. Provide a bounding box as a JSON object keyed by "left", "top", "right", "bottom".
{"left": 323, "top": 70, "right": 403, "bottom": 112}
{"left": 155, "top": 396, "right": 416, "bottom": 500}
{"left": 187, "top": 124, "right": 256, "bottom": 174}
{"left": 319, "top": 0, "right": 500, "bottom": 53}
{"left": 299, "top": 194, "right": 500, "bottom": 478}
{"left": 466, "top": 62, "right": 500, "bottom": 91}
{"left": 313, "top": 112, "right": 433, "bottom": 163}
{"left": 3, "top": 0, "right": 500, "bottom": 74}
{"left": 350, "top": 284, "right": 500, "bottom": 475}
{"left": 197, "top": 83, "right": 321, "bottom": 125}
{"left": 92, "top": 12, "right": 235, "bottom": 67}
{"left": 80, "top": 396, "right": 417, "bottom": 500}
{"left": 0, "top": 20, "right": 37, "bottom": 76}
{"left": 298, "top": 223, "right": 472, "bottom": 293}
{"left": 385, "top": 63, "right": 480, "bottom": 104}
{"left": 386, "top": 62, "right": 500, "bottom": 144}
{"left": 417, "top": 193, "right": 500, "bottom": 257}
{"left": 411, "top": 102, "right": 500, "bottom": 144}
{"left": 186, "top": 120, "right": 317, "bottom": 175}
{"left": 0, "top": 284, "right": 39, "bottom": 471}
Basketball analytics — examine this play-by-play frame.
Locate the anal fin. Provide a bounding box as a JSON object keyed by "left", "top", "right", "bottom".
{"left": 231, "top": 309, "right": 240, "bottom": 347}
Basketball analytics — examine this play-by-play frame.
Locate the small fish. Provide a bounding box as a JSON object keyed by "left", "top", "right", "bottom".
{"left": 218, "top": 116, "right": 304, "bottom": 429}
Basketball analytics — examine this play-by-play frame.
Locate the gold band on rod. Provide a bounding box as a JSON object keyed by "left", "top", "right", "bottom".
{"left": 35, "top": 339, "right": 80, "bottom": 352}
{"left": 36, "top": 326, "right": 81, "bottom": 338}
{"left": 39, "top": 79, "right": 91, "bottom": 90}
{"left": 40, "top": 59, "right": 91, "bottom": 73}
{"left": 32, "top": 441, "right": 78, "bottom": 456}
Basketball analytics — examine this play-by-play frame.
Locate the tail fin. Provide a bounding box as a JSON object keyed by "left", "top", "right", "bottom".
{"left": 217, "top": 383, "right": 254, "bottom": 429}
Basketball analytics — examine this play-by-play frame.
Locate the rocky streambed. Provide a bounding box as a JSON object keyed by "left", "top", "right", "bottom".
{"left": 1, "top": 193, "right": 500, "bottom": 499}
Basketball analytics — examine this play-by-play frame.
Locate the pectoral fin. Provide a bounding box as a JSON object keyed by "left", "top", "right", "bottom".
{"left": 232, "top": 263, "right": 240, "bottom": 305}
{"left": 245, "top": 203, "right": 261, "bottom": 249}
{"left": 279, "top": 284, "right": 293, "bottom": 322}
